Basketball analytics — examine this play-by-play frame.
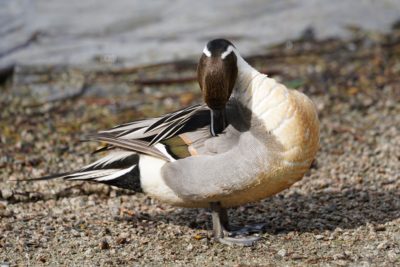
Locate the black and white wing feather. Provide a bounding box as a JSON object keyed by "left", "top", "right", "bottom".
{"left": 30, "top": 104, "right": 213, "bottom": 190}
{"left": 90, "top": 104, "right": 211, "bottom": 157}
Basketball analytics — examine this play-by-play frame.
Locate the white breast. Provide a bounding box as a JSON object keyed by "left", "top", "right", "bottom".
{"left": 139, "top": 155, "right": 183, "bottom": 204}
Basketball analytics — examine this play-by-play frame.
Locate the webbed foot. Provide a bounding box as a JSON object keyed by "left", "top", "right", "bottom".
{"left": 226, "top": 223, "right": 267, "bottom": 235}
{"left": 215, "top": 235, "right": 260, "bottom": 246}
{"left": 210, "top": 202, "right": 264, "bottom": 246}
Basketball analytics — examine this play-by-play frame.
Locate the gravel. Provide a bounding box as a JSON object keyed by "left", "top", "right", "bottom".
{"left": 1, "top": 28, "right": 399, "bottom": 266}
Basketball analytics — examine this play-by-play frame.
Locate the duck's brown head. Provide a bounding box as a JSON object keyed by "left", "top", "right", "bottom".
{"left": 197, "top": 39, "right": 238, "bottom": 135}
{"left": 197, "top": 39, "right": 238, "bottom": 110}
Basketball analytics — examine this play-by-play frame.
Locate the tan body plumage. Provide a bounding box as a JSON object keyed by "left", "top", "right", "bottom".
{"left": 215, "top": 74, "right": 320, "bottom": 207}
{"left": 143, "top": 54, "right": 320, "bottom": 208}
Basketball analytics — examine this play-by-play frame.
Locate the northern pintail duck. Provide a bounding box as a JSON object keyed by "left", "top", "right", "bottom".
{"left": 35, "top": 39, "right": 320, "bottom": 245}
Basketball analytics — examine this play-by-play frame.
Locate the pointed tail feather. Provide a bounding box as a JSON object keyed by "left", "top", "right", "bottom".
{"left": 20, "top": 151, "right": 143, "bottom": 192}
{"left": 14, "top": 171, "right": 73, "bottom": 182}
{"left": 63, "top": 165, "right": 142, "bottom": 191}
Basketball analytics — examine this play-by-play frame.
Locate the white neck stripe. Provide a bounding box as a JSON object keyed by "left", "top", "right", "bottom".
{"left": 210, "top": 110, "right": 216, "bottom": 136}
{"left": 203, "top": 46, "right": 211, "bottom": 57}
{"left": 221, "top": 45, "right": 234, "bottom": 59}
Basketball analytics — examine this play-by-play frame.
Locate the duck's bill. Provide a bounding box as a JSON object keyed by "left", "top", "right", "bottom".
{"left": 210, "top": 108, "right": 226, "bottom": 136}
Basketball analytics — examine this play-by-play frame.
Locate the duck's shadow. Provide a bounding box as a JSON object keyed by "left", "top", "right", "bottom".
{"left": 149, "top": 187, "right": 400, "bottom": 234}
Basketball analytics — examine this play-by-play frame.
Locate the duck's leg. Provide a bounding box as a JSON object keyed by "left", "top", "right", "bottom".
{"left": 210, "top": 202, "right": 261, "bottom": 246}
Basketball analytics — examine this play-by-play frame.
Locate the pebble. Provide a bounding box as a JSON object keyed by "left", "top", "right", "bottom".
{"left": 377, "top": 241, "right": 389, "bottom": 250}
{"left": 277, "top": 249, "right": 286, "bottom": 257}
{"left": 374, "top": 225, "right": 386, "bottom": 231}
{"left": 99, "top": 239, "right": 110, "bottom": 250}
{"left": 333, "top": 253, "right": 346, "bottom": 260}
{"left": 116, "top": 237, "right": 127, "bottom": 245}
{"left": 1, "top": 190, "right": 13, "bottom": 200}
{"left": 71, "top": 229, "right": 81, "bottom": 237}
{"left": 36, "top": 254, "right": 46, "bottom": 263}
{"left": 291, "top": 254, "right": 303, "bottom": 260}
{"left": 387, "top": 250, "right": 398, "bottom": 262}
{"left": 186, "top": 243, "right": 193, "bottom": 252}
{"left": 84, "top": 248, "right": 92, "bottom": 256}
{"left": 334, "top": 260, "right": 348, "bottom": 266}
{"left": 3, "top": 223, "right": 12, "bottom": 231}
{"left": 0, "top": 210, "right": 13, "bottom": 218}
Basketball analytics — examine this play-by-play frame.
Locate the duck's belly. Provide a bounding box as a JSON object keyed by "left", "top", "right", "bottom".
{"left": 215, "top": 165, "right": 310, "bottom": 208}
{"left": 179, "top": 163, "right": 310, "bottom": 208}
{"left": 140, "top": 154, "right": 311, "bottom": 209}
{"left": 148, "top": 173, "right": 307, "bottom": 208}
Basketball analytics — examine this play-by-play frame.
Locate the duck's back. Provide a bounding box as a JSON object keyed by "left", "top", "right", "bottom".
{"left": 242, "top": 75, "right": 320, "bottom": 190}
{"left": 146, "top": 76, "right": 319, "bottom": 208}
{"left": 260, "top": 78, "right": 319, "bottom": 165}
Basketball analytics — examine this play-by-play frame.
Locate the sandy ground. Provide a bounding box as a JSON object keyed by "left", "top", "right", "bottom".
{"left": 1, "top": 29, "right": 400, "bottom": 266}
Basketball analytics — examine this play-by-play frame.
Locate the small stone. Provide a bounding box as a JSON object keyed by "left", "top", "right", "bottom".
{"left": 43, "top": 226, "right": 55, "bottom": 232}
{"left": 377, "top": 241, "right": 388, "bottom": 250}
{"left": 84, "top": 248, "right": 92, "bottom": 256}
{"left": 334, "top": 260, "right": 348, "bottom": 266}
{"left": 186, "top": 243, "right": 193, "bottom": 252}
{"left": 103, "top": 228, "right": 112, "bottom": 236}
{"left": 194, "top": 234, "right": 206, "bottom": 240}
{"left": 99, "top": 239, "right": 110, "bottom": 250}
{"left": 315, "top": 234, "right": 324, "bottom": 240}
{"left": 0, "top": 209, "right": 13, "bottom": 218}
{"left": 71, "top": 229, "right": 80, "bottom": 237}
{"left": 291, "top": 254, "right": 303, "bottom": 260}
{"left": 116, "top": 237, "right": 127, "bottom": 245}
{"left": 387, "top": 250, "right": 398, "bottom": 262}
{"left": 1, "top": 189, "right": 13, "bottom": 199}
{"left": 333, "top": 253, "right": 346, "bottom": 260}
{"left": 374, "top": 225, "right": 386, "bottom": 231}
{"left": 119, "top": 232, "right": 130, "bottom": 239}
{"left": 277, "top": 249, "right": 286, "bottom": 257}
{"left": 36, "top": 254, "right": 46, "bottom": 263}
{"left": 4, "top": 223, "right": 12, "bottom": 231}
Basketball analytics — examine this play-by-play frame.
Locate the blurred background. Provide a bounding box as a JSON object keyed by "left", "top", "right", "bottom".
{"left": 1, "top": 0, "right": 399, "bottom": 68}
{"left": 1, "top": 1, "right": 400, "bottom": 266}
